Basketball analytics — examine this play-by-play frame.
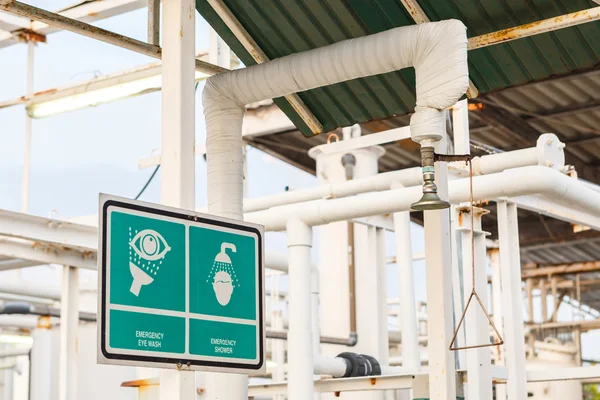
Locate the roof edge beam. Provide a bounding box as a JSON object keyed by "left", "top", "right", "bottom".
{"left": 206, "top": 0, "right": 323, "bottom": 135}
{"left": 468, "top": 6, "right": 600, "bottom": 50}
{"left": 0, "top": 0, "right": 226, "bottom": 76}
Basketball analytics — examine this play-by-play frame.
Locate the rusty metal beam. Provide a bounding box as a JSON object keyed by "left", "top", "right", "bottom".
{"left": 522, "top": 261, "right": 600, "bottom": 279}
{"left": 0, "top": 0, "right": 226, "bottom": 76}
{"left": 468, "top": 7, "right": 600, "bottom": 50}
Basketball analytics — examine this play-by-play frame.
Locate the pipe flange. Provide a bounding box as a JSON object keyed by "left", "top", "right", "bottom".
{"left": 360, "top": 354, "right": 381, "bottom": 376}
{"left": 336, "top": 352, "right": 367, "bottom": 377}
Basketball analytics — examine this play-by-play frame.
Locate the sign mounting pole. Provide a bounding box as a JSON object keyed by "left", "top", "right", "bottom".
{"left": 160, "top": 0, "right": 196, "bottom": 396}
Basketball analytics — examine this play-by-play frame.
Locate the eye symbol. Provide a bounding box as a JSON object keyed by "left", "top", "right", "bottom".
{"left": 130, "top": 229, "right": 170, "bottom": 261}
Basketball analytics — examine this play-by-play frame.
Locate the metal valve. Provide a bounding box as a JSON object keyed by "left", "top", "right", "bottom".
{"left": 411, "top": 146, "right": 450, "bottom": 211}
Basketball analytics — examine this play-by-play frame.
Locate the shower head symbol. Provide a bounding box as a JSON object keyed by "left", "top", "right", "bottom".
{"left": 211, "top": 243, "right": 237, "bottom": 306}
{"left": 129, "top": 229, "right": 170, "bottom": 296}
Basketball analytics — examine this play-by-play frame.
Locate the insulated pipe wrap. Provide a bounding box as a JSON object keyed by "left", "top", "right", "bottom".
{"left": 204, "top": 20, "right": 469, "bottom": 215}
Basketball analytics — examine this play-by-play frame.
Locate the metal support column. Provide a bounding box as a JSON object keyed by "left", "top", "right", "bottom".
{"left": 59, "top": 265, "right": 79, "bottom": 400}
{"left": 424, "top": 139, "right": 457, "bottom": 400}
{"left": 21, "top": 40, "right": 34, "bottom": 213}
{"left": 159, "top": 0, "right": 196, "bottom": 397}
{"left": 392, "top": 197, "right": 420, "bottom": 372}
{"left": 489, "top": 248, "right": 507, "bottom": 400}
{"left": 147, "top": 0, "right": 160, "bottom": 45}
{"left": 209, "top": 28, "right": 231, "bottom": 69}
{"left": 450, "top": 98, "right": 469, "bottom": 372}
{"left": 30, "top": 317, "right": 53, "bottom": 400}
{"left": 456, "top": 206, "right": 492, "bottom": 400}
{"left": 496, "top": 200, "right": 527, "bottom": 400}
{"left": 203, "top": 16, "right": 248, "bottom": 399}
{"left": 452, "top": 99, "right": 470, "bottom": 154}
{"left": 450, "top": 207, "right": 466, "bottom": 371}
{"left": 286, "top": 219, "right": 314, "bottom": 400}
{"left": 3, "top": 365, "right": 14, "bottom": 400}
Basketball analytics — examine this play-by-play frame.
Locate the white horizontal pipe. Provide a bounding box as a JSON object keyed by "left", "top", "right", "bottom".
{"left": 0, "top": 292, "right": 56, "bottom": 305}
{"left": 314, "top": 357, "right": 348, "bottom": 378}
{"left": 265, "top": 252, "right": 290, "bottom": 273}
{"left": 0, "top": 316, "right": 40, "bottom": 329}
{"left": 246, "top": 134, "right": 561, "bottom": 213}
{"left": 0, "top": 348, "right": 31, "bottom": 358}
{"left": 534, "top": 340, "right": 578, "bottom": 355}
{"left": 470, "top": 133, "right": 564, "bottom": 175}
{"left": 247, "top": 166, "right": 600, "bottom": 230}
{"left": 0, "top": 281, "right": 60, "bottom": 301}
{"left": 245, "top": 167, "right": 422, "bottom": 212}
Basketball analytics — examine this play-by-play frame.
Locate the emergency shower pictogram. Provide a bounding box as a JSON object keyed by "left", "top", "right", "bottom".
{"left": 206, "top": 242, "right": 239, "bottom": 306}
{"left": 128, "top": 228, "right": 171, "bottom": 296}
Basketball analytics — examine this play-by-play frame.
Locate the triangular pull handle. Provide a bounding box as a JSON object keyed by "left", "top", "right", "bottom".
{"left": 449, "top": 289, "right": 504, "bottom": 351}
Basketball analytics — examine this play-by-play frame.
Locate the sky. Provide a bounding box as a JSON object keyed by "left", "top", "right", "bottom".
{"left": 0, "top": 0, "right": 598, "bottom": 364}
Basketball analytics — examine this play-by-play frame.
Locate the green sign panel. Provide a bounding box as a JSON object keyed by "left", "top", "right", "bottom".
{"left": 97, "top": 195, "right": 264, "bottom": 373}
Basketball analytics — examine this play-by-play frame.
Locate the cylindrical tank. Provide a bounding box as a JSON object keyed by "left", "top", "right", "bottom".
{"left": 309, "top": 140, "right": 387, "bottom": 400}
{"left": 526, "top": 339, "right": 582, "bottom": 400}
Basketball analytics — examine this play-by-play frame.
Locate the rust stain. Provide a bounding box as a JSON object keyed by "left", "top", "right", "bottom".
{"left": 467, "top": 102, "right": 485, "bottom": 111}
{"left": 121, "top": 378, "right": 160, "bottom": 387}
{"left": 179, "top": 28, "right": 183, "bottom": 37}
{"left": 370, "top": 377, "right": 377, "bottom": 385}
{"left": 87, "top": 11, "right": 97, "bottom": 17}
{"left": 32, "top": 88, "right": 58, "bottom": 97}
{"left": 13, "top": 28, "right": 46, "bottom": 43}
{"left": 334, "top": 391, "right": 341, "bottom": 397}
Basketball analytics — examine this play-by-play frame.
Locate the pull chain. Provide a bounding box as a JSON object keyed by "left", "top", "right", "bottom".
{"left": 448, "top": 157, "right": 504, "bottom": 351}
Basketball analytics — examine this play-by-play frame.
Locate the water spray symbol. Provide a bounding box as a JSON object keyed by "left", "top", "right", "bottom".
{"left": 129, "top": 228, "right": 170, "bottom": 296}
{"left": 207, "top": 243, "right": 239, "bottom": 306}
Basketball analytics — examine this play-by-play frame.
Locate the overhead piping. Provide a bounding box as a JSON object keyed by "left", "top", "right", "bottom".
{"left": 245, "top": 166, "right": 600, "bottom": 231}
{"left": 203, "top": 19, "right": 469, "bottom": 219}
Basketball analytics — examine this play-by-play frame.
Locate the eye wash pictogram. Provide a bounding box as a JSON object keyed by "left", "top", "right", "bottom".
{"left": 128, "top": 228, "right": 171, "bottom": 296}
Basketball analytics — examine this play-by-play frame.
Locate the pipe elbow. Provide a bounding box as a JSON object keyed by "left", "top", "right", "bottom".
{"left": 501, "top": 166, "right": 567, "bottom": 198}
{"left": 410, "top": 20, "right": 469, "bottom": 143}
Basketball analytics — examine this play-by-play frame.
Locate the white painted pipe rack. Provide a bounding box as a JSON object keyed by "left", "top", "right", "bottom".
{"left": 246, "top": 165, "right": 600, "bottom": 230}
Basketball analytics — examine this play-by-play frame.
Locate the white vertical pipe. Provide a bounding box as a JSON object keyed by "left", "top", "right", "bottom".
{"left": 450, "top": 205, "right": 466, "bottom": 371}
{"left": 147, "top": 0, "right": 160, "bottom": 45}
{"left": 489, "top": 248, "right": 507, "bottom": 400}
{"left": 392, "top": 197, "right": 420, "bottom": 372}
{"left": 160, "top": 0, "right": 196, "bottom": 397}
{"left": 458, "top": 207, "right": 492, "bottom": 400}
{"left": 204, "top": 27, "right": 248, "bottom": 400}
{"left": 209, "top": 28, "right": 231, "bottom": 69}
{"left": 451, "top": 99, "right": 469, "bottom": 155}
{"left": 311, "top": 266, "right": 321, "bottom": 400}
{"left": 21, "top": 41, "right": 34, "bottom": 213}
{"left": 160, "top": 0, "right": 196, "bottom": 210}
{"left": 496, "top": 201, "right": 527, "bottom": 400}
{"left": 450, "top": 98, "right": 469, "bottom": 372}
{"left": 30, "top": 320, "right": 53, "bottom": 400}
{"left": 424, "top": 139, "right": 457, "bottom": 400}
{"left": 59, "top": 265, "right": 78, "bottom": 400}
{"left": 286, "top": 219, "right": 314, "bottom": 400}
{"left": 375, "top": 227, "right": 389, "bottom": 365}
{"left": 3, "top": 366, "right": 14, "bottom": 400}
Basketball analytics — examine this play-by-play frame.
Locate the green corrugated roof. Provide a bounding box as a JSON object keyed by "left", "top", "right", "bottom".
{"left": 196, "top": 0, "right": 600, "bottom": 137}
